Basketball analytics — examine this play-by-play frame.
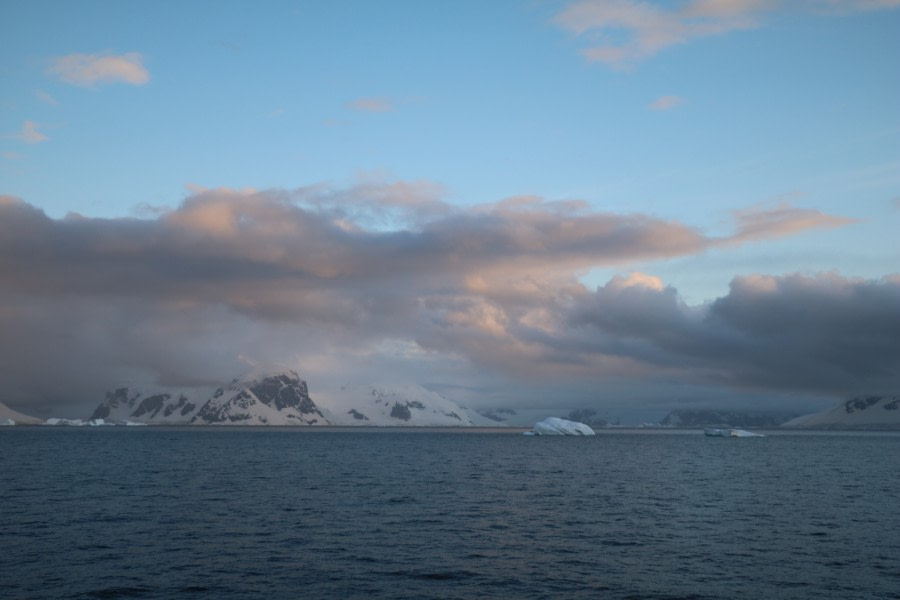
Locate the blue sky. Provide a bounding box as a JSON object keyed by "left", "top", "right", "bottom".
{"left": 1, "top": 1, "right": 899, "bottom": 419}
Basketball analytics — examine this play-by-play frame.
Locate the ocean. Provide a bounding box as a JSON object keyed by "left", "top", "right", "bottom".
{"left": 2, "top": 428, "right": 899, "bottom": 599}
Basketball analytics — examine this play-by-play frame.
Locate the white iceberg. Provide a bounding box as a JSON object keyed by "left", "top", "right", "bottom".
{"left": 528, "top": 417, "right": 596, "bottom": 436}
{"left": 704, "top": 428, "right": 765, "bottom": 437}
{"left": 1, "top": 418, "right": 16, "bottom": 426}
{"left": 45, "top": 417, "right": 85, "bottom": 426}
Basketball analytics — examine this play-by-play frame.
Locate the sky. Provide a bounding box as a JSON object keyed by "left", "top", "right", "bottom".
{"left": 1, "top": 0, "right": 899, "bottom": 421}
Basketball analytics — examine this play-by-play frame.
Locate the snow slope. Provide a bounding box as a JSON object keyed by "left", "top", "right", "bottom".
{"left": 0, "top": 401, "right": 43, "bottom": 425}
{"left": 317, "top": 383, "right": 476, "bottom": 426}
{"left": 782, "top": 396, "right": 900, "bottom": 429}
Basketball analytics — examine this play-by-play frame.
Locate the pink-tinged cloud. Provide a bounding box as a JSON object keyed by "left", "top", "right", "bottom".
{"left": 649, "top": 95, "right": 683, "bottom": 110}
{"left": 10, "top": 121, "right": 48, "bottom": 144}
{"left": 0, "top": 187, "right": 876, "bottom": 416}
{"left": 553, "top": 0, "right": 899, "bottom": 67}
{"left": 727, "top": 202, "right": 857, "bottom": 243}
{"left": 554, "top": 0, "right": 765, "bottom": 67}
{"left": 36, "top": 90, "right": 58, "bottom": 105}
{"left": 348, "top": 97, "right": 393, "bottom": 112}
{"left": 48, "top": 52, "right": 150, "bottom": 87}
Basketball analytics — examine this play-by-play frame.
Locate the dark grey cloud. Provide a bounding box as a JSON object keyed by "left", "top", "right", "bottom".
{"left": 562, "top": 272, "right": 900, "bottom": 394}
{"left": 0, "top": 188, "right": 880, "bottom": 417}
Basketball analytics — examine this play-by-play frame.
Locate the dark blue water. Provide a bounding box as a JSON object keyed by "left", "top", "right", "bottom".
{"left": 2, "top": 428, "right": 899, "bottom": 600}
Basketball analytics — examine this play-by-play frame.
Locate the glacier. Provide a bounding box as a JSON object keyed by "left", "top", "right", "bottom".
{"left": 527, "top": 417, "right": 595, "bottom": 436}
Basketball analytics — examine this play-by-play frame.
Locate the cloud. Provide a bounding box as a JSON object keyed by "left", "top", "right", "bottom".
{"left": 564, "top": 271, "right": 900, "bottom": 393}
{"left": 728, "top": 202, "right": 856, "bottom": 243}
{"left": 0, "top": 187, "right": 871, "bottom": 416}
{"left": 553, "top": 0, "right": 768, "bottom": 67}
{"left": 36, "top": 90, "right": 58, "bottom": 105}
{"left": 811, "top": 0, "right": 900, "bottom": 12}
{"left": 8, "top": 121, "right": 48, "bottom": 144}
{"left": 553, "top": 0, "right": 900, "bottom": 67}
{"left": 649, "top": 95, "right": 683, "bottom": 110}
{"left": 48, "top": 52, "right": 149, "bottom": 87}
{"left": 347, "top": 97, "right": 393, "bottom": 112}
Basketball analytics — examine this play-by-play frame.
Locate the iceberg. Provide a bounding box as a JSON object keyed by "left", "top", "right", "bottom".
{"left": 704, "top": 428, "right": 765, "bottom": 437}
{"left": 528, "top": 417, "right": 596, "bottom": 436}
{"left": 45, "top": 418, "right": 85, "bottom": 426}
{"left": 1, "top": 418, "right": 16, "bottom": 426}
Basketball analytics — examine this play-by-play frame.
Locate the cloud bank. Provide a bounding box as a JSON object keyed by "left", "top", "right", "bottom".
{"left": 0, "top": 187, "right": 893, "bottom": 417}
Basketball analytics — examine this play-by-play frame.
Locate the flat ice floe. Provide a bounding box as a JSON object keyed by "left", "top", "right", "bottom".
{"left": 704, "top": 428, "right": 765, "bottom": 437}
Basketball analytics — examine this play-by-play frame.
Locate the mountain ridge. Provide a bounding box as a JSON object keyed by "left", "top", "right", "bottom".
{"left": 86, "top": 372, "right": 483, "bottom": 426}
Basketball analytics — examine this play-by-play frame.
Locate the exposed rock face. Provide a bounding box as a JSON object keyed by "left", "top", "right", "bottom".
{"left": 477, "top": 408, "right": 517, "bottom": 423}
{"left": 783, "top": 396, "right": 900, "bottom": 429}
{"left": 90, "top": 387, "right": 205, "bottom": 424}
{"left": 191, "top": 372, "right": 324, "bottom": 425}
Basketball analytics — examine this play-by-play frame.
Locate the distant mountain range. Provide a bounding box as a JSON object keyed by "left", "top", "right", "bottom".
{"left": 86, "top": 371, "right": 488, "bottom": 426}
{"left": 3, "top": 380, "right": 899, "bottom": 430}
{"left": 659, "top": 409, "right": 797, "bottom": 428}
{"left": 782, "top": 396, "right": 900, "bottom": 429}
{"left": 92, "top": 370, "right": 325, "bottom": 425}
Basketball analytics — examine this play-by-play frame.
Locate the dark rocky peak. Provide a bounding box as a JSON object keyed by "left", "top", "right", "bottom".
{"left": 132, "top": 393, "right": 172, "bottom": 419}
{"left": 245, "top": 372, "right": 320, "bottom": 416}
{"left": 91, "top": 387, "right": 135, "bottom": 420}
{"left": 389, "top": 400, "right": 427, "bottom": 421}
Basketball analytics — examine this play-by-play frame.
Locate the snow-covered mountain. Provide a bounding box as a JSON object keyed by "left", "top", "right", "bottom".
{"left": 91, "top": 387, "right": 206, "bottom": 423}
{"left": 89, "top": 371, "right": 327, "bottom": 426}
{"left": 0, "top": 401, "right": 44, "bottom": 425}
{"left": 194, "top": 371, "right": 325, "bottom": 425}
{"left": 88, "top": 373, "right": 487, "bottom": 426}
{"left": 782, "top": 396, "right": 900, "bottom": 429}
{"left": 316, "top": 383, "right": 479, "bottom": 426}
